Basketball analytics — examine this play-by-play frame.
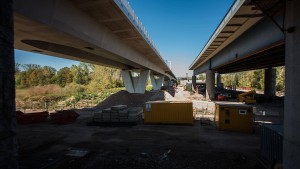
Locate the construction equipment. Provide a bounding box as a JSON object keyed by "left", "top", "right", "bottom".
{"left": 238, "top": 90, "right": 256, "bottom": 104}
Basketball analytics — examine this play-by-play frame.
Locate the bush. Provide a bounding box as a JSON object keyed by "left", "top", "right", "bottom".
{"left": 27, "top": 84, "right": 63, "bottom": 96}
{"left": 64, "top": 83, "right": 86, "bottom": 94}
{"left": 146, "top": 85, "right": 153, "bottom": 91}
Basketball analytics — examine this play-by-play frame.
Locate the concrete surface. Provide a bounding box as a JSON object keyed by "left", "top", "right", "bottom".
{"left": 264, "top": 68, "right": 276, "bottom": 97}
{"left": 284, "top": 0, "right": 300, "bottom": 168}
{"left": 0, "top": 1, "right": 18, "bottom": 169}
{"left": 13, "top": 0, "right": 175, "bottom": 79}
{"left": 121, "top": 70, "right": 150, "bottom": 94}
{"left": 150, "top": 72, "right": 164, "bottom": 91}
{"left": 205, "top": 70, "right": 215, "bottom": 100}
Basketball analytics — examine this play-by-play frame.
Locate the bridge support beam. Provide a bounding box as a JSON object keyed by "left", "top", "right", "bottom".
{"left": 0, "top": 0, "right": 18, "bottom": 168}
{"left": 264, "top": 67, "right": 276, "bottom": 97}
{"left": 121, "top": 70, "right": 150, "bottom": 94}
{"left": 284, "top": 0, "right": 300, "bottom": 168}
{"left": 150, "top": 72, "right": 164, "bottom": 91}
{"left": 205, "top": 70, "right": 215, "bottom": 100}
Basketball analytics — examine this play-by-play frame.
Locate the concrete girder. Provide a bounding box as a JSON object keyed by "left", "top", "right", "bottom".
{"left": 193, "top": 17, "right": 284, "bottom": 75}
{"left": 13, "top": 0, "right": 174, "bottom": 78}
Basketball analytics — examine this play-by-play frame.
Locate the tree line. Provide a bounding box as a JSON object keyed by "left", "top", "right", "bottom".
{"left": 198, "top": 67, "right": 285, "bottom": 91}
{"left": 220, "top": 67, "right": 285, "bottom": 91}
{"left": 15, "top": 62, "right": 124, "bottom": 90}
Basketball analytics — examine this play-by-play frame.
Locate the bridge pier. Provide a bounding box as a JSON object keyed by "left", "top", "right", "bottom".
{"left": 150, "top": 72, "right": 164, "bottom": 91}
{"left": 205, "top": 70, "right": 215, "bottom": 100}
{"left": 0, "top": 0, "right": 18, "bottom": 168}
{"left": 192, "top": 75, "right": 196, "bottom": 90}
{"left": 216, "top": 73, "right": 222, "bottom": 88}
{"left": 264, "top": 67, "right": 276, "bottom": 98}
{"left": 121, "top": 70, "right": 150, "bottom": 94}
{"left": 284, "top": 0, "right": 300, "bottom": 168}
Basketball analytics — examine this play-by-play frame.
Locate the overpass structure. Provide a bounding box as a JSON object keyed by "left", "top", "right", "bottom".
{"left": 13, "top": 0, "right": 176, "bottom": 93}
{"left": 189, "top": 0, "right": 285, "bottom": 99}
{"left": 190, "top": 0, "right": 300, "bottom": 168}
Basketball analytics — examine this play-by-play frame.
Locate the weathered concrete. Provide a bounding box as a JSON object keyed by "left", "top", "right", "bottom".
{"left": 0, "top": 0, "right": 18, "bottom": 168}
{"left": 121, "top": 70, "right": 150, "bottom": 94}
{"left": 264, "top": 68, "right": 276, "bottom": 97}
{"left": 284, "top": 0, "right": 300, "bottom": 168}
{"left": 205, "top": 70, "right": 215, "bottom": 100}
{"left": 216, "top": 73, "right": 222, "bottom": 88}
{"left": 150, "top": 72, "right": 164, "bottom": 91}
{"left": 192, "top": 75, "right": 196, "bottom": 90}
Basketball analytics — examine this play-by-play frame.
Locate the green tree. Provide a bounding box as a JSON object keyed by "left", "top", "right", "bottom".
{"left": 55, "top": 67, "right": 73, "bottom": 87}
{"left": 71, "top": 63, "right": 91, "bottom": 85}
{"left": 276, "top": 66, "right": 285, "bottom": 91}
{"left": 251, "top": 70, "right": 264, "bottom": 89}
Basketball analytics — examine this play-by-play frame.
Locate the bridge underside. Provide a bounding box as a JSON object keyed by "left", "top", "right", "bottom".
{"left": 216, "top": 43, "right": 285, "bottom": 74}
{"left": 14, "top": 0, "right": 175, "bottom": 79}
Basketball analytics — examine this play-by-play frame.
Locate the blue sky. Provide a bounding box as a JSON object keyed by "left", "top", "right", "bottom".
{"left": 15, "top": 0, "right": 234, "bottom": 77}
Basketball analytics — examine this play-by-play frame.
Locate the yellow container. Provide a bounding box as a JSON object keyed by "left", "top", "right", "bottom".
{"left": 144, "top": 101, "right": 193, "bottom": 125}
{"left": 215, "top": 102, "right": 253, "bottom": 133}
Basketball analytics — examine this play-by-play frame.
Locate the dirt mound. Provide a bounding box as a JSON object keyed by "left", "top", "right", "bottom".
{"left": 95, "top": 90, "right": 164, "bottom": 110}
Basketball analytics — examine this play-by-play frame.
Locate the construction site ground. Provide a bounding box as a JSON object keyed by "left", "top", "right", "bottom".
{"left": 16, "top": 86, "right": 284, "bottom": 169}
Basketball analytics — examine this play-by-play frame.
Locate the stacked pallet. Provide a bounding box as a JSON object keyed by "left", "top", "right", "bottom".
{"left": 93, "top": 105, "right": 142, "bottom": 123}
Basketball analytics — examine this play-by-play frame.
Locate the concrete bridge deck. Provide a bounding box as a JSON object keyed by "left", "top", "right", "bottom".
{"left": 14, "top": 0, "right": 175, "bottom": 79}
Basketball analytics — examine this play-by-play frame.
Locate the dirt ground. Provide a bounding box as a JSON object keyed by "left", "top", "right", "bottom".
{"left": 16, "top": 86, "right": 284, "bottom": 169}
{"left": 17, "top": 118, "right": 263, "bottom": 169}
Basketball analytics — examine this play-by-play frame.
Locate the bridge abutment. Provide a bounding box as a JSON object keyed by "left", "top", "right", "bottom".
{"left": 205, "top": 70, "right": 215, "bottom": 100}
{"left": 284, "top": 0, "right": 300, "bottom": 168}
{"left": 121, "top": 70, "right": 150, "bottom": 94}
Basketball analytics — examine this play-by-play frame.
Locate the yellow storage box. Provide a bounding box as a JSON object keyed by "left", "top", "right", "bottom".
{"left": 214, "top": 102, "right": 253, "bottom": 133}
{"left": 144, "top": 101, "right": 193, "bottom": 125}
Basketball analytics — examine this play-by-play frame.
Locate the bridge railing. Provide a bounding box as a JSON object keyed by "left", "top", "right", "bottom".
{"left": 190, "top": 0, "right": 244, "bottom": 68}
{"left": 114, "top": 0, "right": 163, "bottom": 60}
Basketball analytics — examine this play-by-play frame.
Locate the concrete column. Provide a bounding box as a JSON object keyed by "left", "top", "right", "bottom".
{"left": 0, "top": 0, "right": 18, "bottom": 169}
{"left": 284, "top": 1, "right": 300, "bottom": 168}
{"left": 192, "top": 75, "right": 196, "bottom": 90}
{"left": 264, "top": 68, "right": 276, "bottom": 97}
{"left": 121, "top": 70, "right": 135, "bottom": 93}
{"left": 205, "top": 70, "right": 215, "bottom": 100}
{"left": 216, "top": 73, "right": 222, "bottom": 87}
{"left": 121, "top": 70, "right": 150, "bottom": 94}
{"left": 150, "top": 72, "right": 164, "bottom": 91}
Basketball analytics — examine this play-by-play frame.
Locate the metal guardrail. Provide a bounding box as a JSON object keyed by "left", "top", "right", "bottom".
{"left": 260, "top": 124, "right": 283, "bottom": 164}
{"left": 113, "top": 0, "right": 162, "bottom": 58}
